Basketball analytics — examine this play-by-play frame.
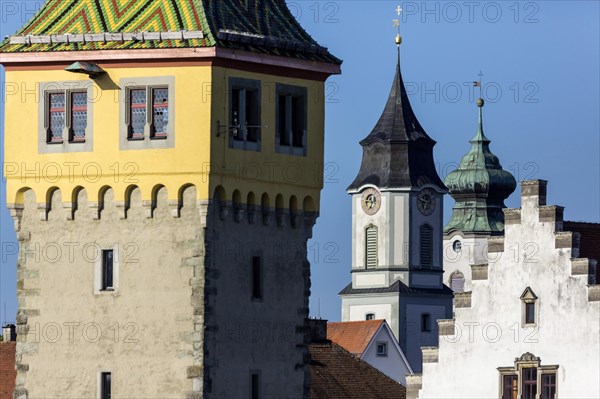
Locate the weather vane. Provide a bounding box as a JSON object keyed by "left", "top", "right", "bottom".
{"left": 394, "top": 5, "right": 402, "bottom": 46}
{"left": 473, "top": 70, "right": 484, "bottom": 99}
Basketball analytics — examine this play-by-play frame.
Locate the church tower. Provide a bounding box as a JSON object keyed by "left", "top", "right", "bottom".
{"left": 1, "top": 1, "right": 340, "bottom": 398}
{"left": 443, "top": 97, "right": 516, "bottom": 293}
{"left": 339, "top": 32, "right": 452, "bottom": 372}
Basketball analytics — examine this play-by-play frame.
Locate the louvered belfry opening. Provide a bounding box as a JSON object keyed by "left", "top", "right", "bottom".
{"left": 365, "top": 225, "right": 378, "bottom": 269}
{"left": 420, "top": 224, "right": 433, "bottom": 268}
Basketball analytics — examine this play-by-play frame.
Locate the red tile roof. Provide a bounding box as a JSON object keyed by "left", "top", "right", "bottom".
{"left": 564, "top": 221, "right": 600, "bottom": 263}
{"left": 0, "top": 342, "right": 16, "bottom": 399}
{"left": 309, "top": 341, "right": 406, "bottom": 399}
{"left": 327, "top": 320, "right": 384, "bottom": 356}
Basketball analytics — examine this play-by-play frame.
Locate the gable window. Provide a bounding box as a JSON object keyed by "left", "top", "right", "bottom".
{"left": 101, "top": 250, "right": 114, "bottom": 291}
{"left": 120, "top": 77, "right": 174, "bottom": 150}
{"left": 450, "top": 271, "right": 465, "bottom": 292}
{"left": 276, "top": 84, "right": 307, "bottom": 156}
{"left": 252, "top": 256, "right": 262, "bottom": 300}
{"left": 365, "top": 225, "right": 378, "bottom": 269}
{"left": 365, "top": 313, "right": 375, "bottom": 321}
{"left": 229, "top": 78, "right": 261, "bottom": 151}
{"left": 100, "top": 372, "right": 111, "bottom": 399}
{"left": 421, "top": 313, "right": 431, "bottom": 332}
{"left": 498, "top": 353, "right": 558, "bottom": 399}
{"left": 420, "top": 224, "right": 433, "bottom": 268}
{"left": 520, "top": 287, "right": 538, "bottom": 326}
{"left": 376, "top": 342, "right": 388, "bottom": 357}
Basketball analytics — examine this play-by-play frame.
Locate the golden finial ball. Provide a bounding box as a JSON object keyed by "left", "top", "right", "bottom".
{"left": 477, "top": 98, "right": 485, "bottom": 107}
{"left": 395, "top": 35, "right": 402, "bottom": 45}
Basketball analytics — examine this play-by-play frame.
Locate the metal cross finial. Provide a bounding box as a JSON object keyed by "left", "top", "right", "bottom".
{"left": 396, "top": 5, "right": 402, "bottom": 15}
{"left": 478, "top": 70, "right": 484, "bottom": 98}
{"left": 394, "top": 5, "right": 402, "bottom": 46}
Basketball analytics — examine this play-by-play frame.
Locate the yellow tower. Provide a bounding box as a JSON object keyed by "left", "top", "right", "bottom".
{"left": 1, "top": 1, "right": 340, "bottom": 397}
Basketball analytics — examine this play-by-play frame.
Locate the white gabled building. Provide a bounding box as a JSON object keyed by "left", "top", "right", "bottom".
{"left": 409, "top": 179, "right": 600, "bottom": 399}
{"left": 327, "top": 320, "right": 413, "bottom": 385}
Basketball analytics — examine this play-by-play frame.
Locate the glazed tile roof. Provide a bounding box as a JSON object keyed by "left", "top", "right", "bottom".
{"left": 327, "top": 320, "right": 384, "bottom": 356}
{"left": 0, "top": 0, "right": 341, "bottom": 64}
{"left": 309, "top": 341, "right": 406, "bottom": 399}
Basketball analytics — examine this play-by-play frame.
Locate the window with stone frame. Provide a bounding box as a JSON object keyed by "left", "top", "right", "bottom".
{"left": 275, "top": 83, "right": 307, "bottom": 156}
{"left": 229, "top": 77, "right": 261, "bottom": 151}
{"left": 449, "top": 271, "right": 465, "bottom": 292}
{"left": 520, "top": 287, "right": 538, "bottom": 326}
{"left": 498, "top": 353, "right": 558, "bottom": 399}
{"left": 45, "top": 89, "right": 88, "bottom": 144}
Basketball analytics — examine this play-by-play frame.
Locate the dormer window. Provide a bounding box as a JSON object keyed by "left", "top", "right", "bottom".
{"left": 520, "top": 287, "right": 538, "bottom": 326}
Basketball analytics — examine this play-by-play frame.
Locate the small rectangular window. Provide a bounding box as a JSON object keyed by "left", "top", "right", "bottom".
{"left": 502, "top": 375, "right": 518, "bottom": 399}
{"left": 421, "top": 313, "right": 431, "bottom": 332}
{"left": 101, "top": 250, "right": 114, "bottom": 291}
{"left": 522, "top": 368, "right": 537, "bottom": 399}
{"left": 276, "top": 84, "right": 307, "bottom": 156}
{"left": 129, "top": 88, "right": 147, "bottom": 139}
{"left": 525, "top": 302, "right": 535, "bottom": 324}
{"left": 251, "top": 373, "right": 259, "bottom": 399}
{"left": 70, "top": 91, "right": 87, "bottom": 142}
{"left": 151, "top": 87, "right": 169, "bottom": 138}
{"left": 376, "top": 342, "right": 388, "bottom": 357}
{"left": 252, "top": 256, "right": 262, "bottom": 300}
{"left": 100, "top": 372, "right": 111, "bottom": 399}
{"left": 541, "top": 373, "right": 556, "bottom": 399}
{"left": 48, "top": 92, "right": 66, "bottom": 143}
{"left": 365, "top": 313, "right": 375, "bottom": 320}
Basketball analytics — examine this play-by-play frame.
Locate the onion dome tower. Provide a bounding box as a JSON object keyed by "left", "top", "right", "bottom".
{"left": 444, "top": 98, "right": 517, "bottom": 235}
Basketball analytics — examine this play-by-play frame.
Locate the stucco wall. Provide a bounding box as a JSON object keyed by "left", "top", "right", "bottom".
{"left": 361, "top": 326, "right": 411, "bottom": 385}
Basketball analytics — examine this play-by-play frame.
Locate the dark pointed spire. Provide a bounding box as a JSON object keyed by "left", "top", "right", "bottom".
{"left": 348, "top": 45, "right": 445, "bottom": 191}
{"left": 444, "top": 98, "right": 517, "bottom": 235}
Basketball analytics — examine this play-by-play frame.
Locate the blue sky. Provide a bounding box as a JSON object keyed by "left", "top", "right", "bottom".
{"left": 1, "top": 1, "right": 599, "bottom": 324}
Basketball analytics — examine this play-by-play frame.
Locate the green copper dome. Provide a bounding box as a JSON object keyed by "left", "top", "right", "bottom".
{"left": 444, "top": 99, "right": 516, "bottom": 235}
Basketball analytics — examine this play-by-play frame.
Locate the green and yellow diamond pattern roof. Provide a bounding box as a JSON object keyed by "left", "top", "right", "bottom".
{"left": 0, "top": 0, "right": 340, "bottom": 64}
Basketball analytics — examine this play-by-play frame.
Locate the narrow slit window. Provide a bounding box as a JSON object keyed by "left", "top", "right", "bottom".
{"left": 525, "top": 302, "right": 535, "bottom": 324}
{"left": 251, "top": 373, "right": 260, "bottom": 399}
{"left": 252, "top": 256, "right": 262, "bottom": 300}
{"left": 48, "top": 93, "right": 65, "bottom": 142}
{"left": 100, "top": 372, "right": 111, "bottom": 399}
{"left": 151, "top": 87, "right": 169, "bottom": 138}
{"left": 420, "top": 224, "right": 433, "bottom": 268}
{"left": 70, "top": 91, "right": 87, "bottom": 142}
{"left": 129, "top": 88, "right": 147, "bottom": 139}
{"left": 101, "top": 250, "right": 114, "bottom": 291}
{"left": 365, "top": 226, "right": 378, "bottom": 269}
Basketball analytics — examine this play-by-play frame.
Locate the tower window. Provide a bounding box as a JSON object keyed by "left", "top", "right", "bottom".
{"left": 365, "top": 225, "right": 378, "bottom": 269}
{"left": 450, "top": 271, "right": 465, "bottom": 293}
{"left": 420, "top": 224, "right": 433, "bottom": 268}
{"left": 230, "top": 78, "right": 261, "bottom": 149}
{"left": 46, "top": 90, "right": 89, "bottom": 144}
{"left": 376, "top": 342, "right": 388, "bottom": 357}
{"left": 101, "top": 250, "right": 114, "bottom": 291}
{"left": 421, "top": 313, "right": 431, "bottom": 332}
{"left": 252, "top": 256, "right": 262, "bottom": 300}
{"left": 100, "top": 372, "right": 111, "bottom": 399}
{"left": 126, "top": 85, "right": 171, "bottom": 140}
{"left": 48, "top": 92, "right": 66, "bottom": 142}
{"left": 365, "top": 313, "right": 375, "bottom": 320}
{"left": 275, "top": 84, "right": 307, "bottom": 156}
{"left": 251, "top": 372, "right": 260, "bottom": 399}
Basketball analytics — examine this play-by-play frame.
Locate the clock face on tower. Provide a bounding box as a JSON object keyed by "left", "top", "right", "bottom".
{"left": 361, "top": 188, "right": 381, "bottom": 215}
{"left": 417, "top": 188, "right": 437, "bottom": 216}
